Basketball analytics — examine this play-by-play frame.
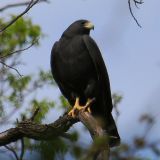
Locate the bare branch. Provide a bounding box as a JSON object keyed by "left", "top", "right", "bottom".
{"left": 5, "top": 145, "right": 19, "bottom": 160}
{"left": 0, "top": 0, "right": 49, "bottom": 12}
{"left": 0, "top": 114, "right": 77, "bottom": 146}
{"left": 0, "top": 0, "right": 40, "bottom": 33}
{"left": 30, "top": 107, "right": 40, "bottom": 121}
{"left": 20, "top": 138, "right": 24, "bottom": 160}
{"left": 0, "top": 103, "right": 113, "bottom": 159}
{"left": 0, "top": 39, "right": 39, "bottom": 59}
{"left": 0, "top": 61, "right": 22, "bottom": 77}
{"left": 128, "top": 0, "right": 144, "bottom": 28}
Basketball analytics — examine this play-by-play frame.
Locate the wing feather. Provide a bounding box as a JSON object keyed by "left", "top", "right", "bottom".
{"left": 51, "top": 41, "right": 74, "bottom": 104}
{"left": 83, "top": 35, "right": 113, "bottom": 112}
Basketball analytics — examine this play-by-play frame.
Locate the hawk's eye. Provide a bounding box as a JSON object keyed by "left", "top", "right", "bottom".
{"left": 81, "top": 21, "right": 86, "bottom": 25}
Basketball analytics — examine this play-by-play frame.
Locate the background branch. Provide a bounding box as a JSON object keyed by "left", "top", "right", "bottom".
{"left": 0, "top": 38, "right": 39, "bottom": 59}
{"left": 0, "top": 107, "right": 111, "bottom": 159}
{"left": 0, "top": 113, "right": 77, "bottom": 146}
{"left": 4, "top": 145, "right": 19, "bottom": 160}
{"left": 0, "top": 0, "right": 49, "bottom": 12}
{"left": 0, "top": 0, "right": 41, "bottom": 33}
{"left": 128, "top": 0, "right": 144, "bottom": 27}
{"left": 20, "top": 138, "right": 24, "bottom": 160}
{"left": 0, "top": 61, "right": 22, "bottom": 77}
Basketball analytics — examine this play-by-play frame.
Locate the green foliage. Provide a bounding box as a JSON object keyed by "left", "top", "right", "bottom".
{"left": 35, "top": 139, "right": 68, "bottom": 160}
{"left": 36, "top": 70, "right": 55, "bottom": 86}
{"left": 30, "top": 99, "right": 55, "bottom": 123}
{"left": 0, "top": 16, "right": 40, "bottom": 56}
{"left": 112, "top": 93, "right": 123, "bottom": 106}
{"left": 8, "top": 73, "right": 31, "bottom": 90}
{"left": 68, "top": 131, "right": 79, "bottom": 142}
{"left": 0, "top": 10, "right": 159, "bottom": 160}
{"left": 59, "top": 95, "right": 71, "bottom": 110}
{"left": 0, "top": 14, "right": 60, "bottom": 159}
{"left": 0, "top": 14, "right": 78, "bottom": 160}
{"left": 71, "top": 145, "right": 84, "bottom": 159}
{"left": 4, "top": 74, "right": 30, "bottom": 108}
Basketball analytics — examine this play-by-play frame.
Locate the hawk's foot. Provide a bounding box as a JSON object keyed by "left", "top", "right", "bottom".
{"left": 68, "top": 97, "right": 95, "bottom": 118}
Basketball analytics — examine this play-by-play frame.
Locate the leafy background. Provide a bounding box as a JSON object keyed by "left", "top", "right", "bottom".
{"left": 0, "top": 0, "right": 160, "bottom": 160}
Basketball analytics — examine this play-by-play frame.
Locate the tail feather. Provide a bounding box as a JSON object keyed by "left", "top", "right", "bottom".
{"left": 105, "top": 114, "right": 120, "bottom": 147}
{"left": 90, "top": 102, "right": 120, "bottom": 147}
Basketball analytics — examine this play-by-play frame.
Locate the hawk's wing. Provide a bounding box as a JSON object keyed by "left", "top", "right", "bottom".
{"left": 83, "top": 35, "right": 113, "bottom": 112}
{"left": 51, "top": 41, "right": 74, "bottom": 105}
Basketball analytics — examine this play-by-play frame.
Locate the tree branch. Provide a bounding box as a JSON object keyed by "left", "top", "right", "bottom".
{"left": 0, "top": 0, "right": 41, "bottom": 33}
{"left": 4, "top": 145, "right": 19, "bottom": 160}
{"left": 128, "top": 0, "right": 144, "bottom": 28}
{"left": 0, "top": 114, "right": 77, "bottom": 146}
{"left": 79, "top": 111, "right": 110, "bottom": 160}
{"left": 0, "top": 61, "right": 23, "bottom": 77}
{"left": 20, "top": 138, "right": 24, "bottom": 160}
{"left": 0, "top": 104, "right": 111, "bottom": 159}
{"left": 0, "top": 0, "right": 49, "bottom": 12}
{"left": 0, "top": 38, "right": 39, "bottom": 59}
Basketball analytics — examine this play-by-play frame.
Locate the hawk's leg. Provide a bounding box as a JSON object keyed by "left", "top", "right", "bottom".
{"left": 68, "top": 97, "right": 93, "bottom": 118}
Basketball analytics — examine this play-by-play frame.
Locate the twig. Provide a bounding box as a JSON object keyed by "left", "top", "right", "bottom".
{"left": 134, "top": 0, "right": 140, "bottom": 8}
{"left": 112, "top": 93, "right": 122, "bottom": 122}
{"left": 5, "top": 145, "right": 19, "bottom": 160}
{"left": 0, "top": 61, "right": 22, "bottom": 77}
{"left": 0, "top": 0, "right": 39, "bottom": 33}
{"left": 0, "top": 0, "right": 49, "bottom": 12}
{"left": 0, "top": 114, "right": 77, "bottom": 146}
{"left": 0, "top": 39, "right": 39, "bottom": 59}
{"left": 128, "top": 0, "right": 143, "bottom": 28}
{"left": 30, "top": 107, "right": 40, "bottom": 121}
{"left": 20, "top": 138, "right": 24, "bottom": 160}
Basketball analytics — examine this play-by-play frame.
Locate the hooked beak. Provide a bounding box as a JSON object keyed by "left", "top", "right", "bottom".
{"left": 84, "top": 21, "right": 94, "bottom": 30}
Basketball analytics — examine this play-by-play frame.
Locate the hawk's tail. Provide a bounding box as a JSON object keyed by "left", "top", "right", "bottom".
{"left": 105, "top": 113, "right": 120, "bottom": 147}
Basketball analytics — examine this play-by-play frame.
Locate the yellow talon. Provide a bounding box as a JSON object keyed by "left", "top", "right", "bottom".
{"left": 85, "top": 98, "right": 92, "bottom": 113}
{"left": 87, "top": 106, "right": 91, "bottom": 113}
{"left": 68, "top": 97, "right": 83, "bottom": 118}
{"left": 68, "top": 97, "right": 93, "bottom": 118}
{"left": 74, "top": 98, "right": 84, "bottom": 110}
{"left": 68, "top": 109, "right": 76, "bottom": 118}
{"left": 75, "top": 97, "right": 80, "bottom": 106}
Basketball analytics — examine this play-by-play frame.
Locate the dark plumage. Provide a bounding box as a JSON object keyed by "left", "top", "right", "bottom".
{"left": 50, "top": 20, "right": 120, "bottom": 147}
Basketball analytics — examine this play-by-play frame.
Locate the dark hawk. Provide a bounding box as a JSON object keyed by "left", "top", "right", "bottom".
{"left": 50, "top": 20, "right": 120, "bottom": 147}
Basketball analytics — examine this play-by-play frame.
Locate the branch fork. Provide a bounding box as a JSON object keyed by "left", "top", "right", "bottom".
{"left": 0, "top": 103, "right": 110, "bottom": 159}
